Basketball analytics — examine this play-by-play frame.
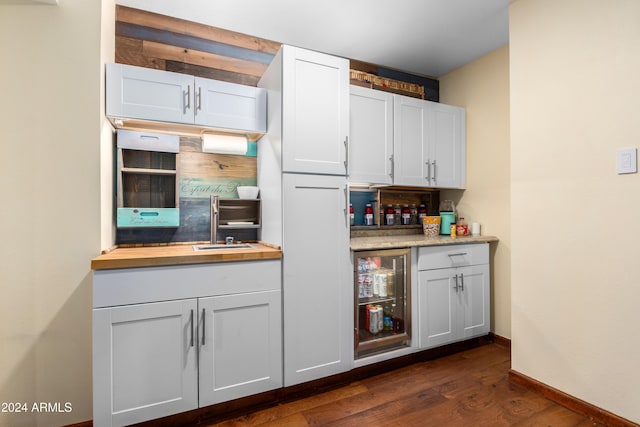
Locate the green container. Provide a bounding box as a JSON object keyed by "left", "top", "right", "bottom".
{"left": 439, "top": 212, "right": 456, "bottom": 235}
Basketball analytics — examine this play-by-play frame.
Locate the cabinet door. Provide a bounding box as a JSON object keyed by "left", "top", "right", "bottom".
{"left": 194, "top": 77, "right": 267, "bottom": 133}
{"left": 349, "top": 86, "right": 394, "bottom": 184}
{"left": 282, "top": 173, "right": 352, "bottom": 386}
{"left": 93, "top": 300, "right": 198, "bottom": 427}
{"left": 198, "top": 291, "right": 282, "bottom": 406}
{"left": 106, "top": 63, "right": 193, "bottom": 124}
{"left": 281, "top": 46, "right": 349, "bottom": 175}
{"left": 393, "top": 95, "right": 430, "bottom": 186}
{"left": 458, "top": 264, "right": 490, "bottom": 339}
{"left": 429, "top": 102, "right": 466, "bottom": 188}
{"left": 418, "top": 269, "right": 458, "bottom": 349}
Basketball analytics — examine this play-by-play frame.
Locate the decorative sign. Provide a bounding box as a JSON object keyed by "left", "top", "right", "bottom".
{"left": 179, "top": 177, "right": 257, "bottom": 199}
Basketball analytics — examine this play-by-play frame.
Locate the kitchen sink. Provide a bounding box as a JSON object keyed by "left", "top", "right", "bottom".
{"left": 192, "top": 243, "right": 254, "bottom": 251}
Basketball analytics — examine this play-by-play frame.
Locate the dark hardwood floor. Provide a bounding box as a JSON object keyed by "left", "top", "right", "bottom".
{"left": 204, "top": 343, "right": 604, "bottom": 427}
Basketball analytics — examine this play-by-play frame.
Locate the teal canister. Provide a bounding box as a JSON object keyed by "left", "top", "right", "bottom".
{"left": 439, "top": 212, "right": 456, "bottom": 234}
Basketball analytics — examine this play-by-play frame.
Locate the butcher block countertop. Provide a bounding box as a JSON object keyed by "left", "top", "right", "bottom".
{"left": 91, "top": 242, "right": 282, "bottom": 270}
{"left": 350, "top": 234, "right": 498, "bottom": 251}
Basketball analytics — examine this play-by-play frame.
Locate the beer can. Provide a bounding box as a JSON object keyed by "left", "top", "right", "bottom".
{"left": 376, "top": 272, "right": 388, "bottom": 297}
{"left": 363, "top": 274, "right": 373, "bottom": 298}
{"left": 369, "top": 306, "right": 380, "bottom": 334}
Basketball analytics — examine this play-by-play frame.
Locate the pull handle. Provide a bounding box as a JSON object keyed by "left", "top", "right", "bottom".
{"left": 344, "top": 136, "right": 349, "bottom": 174}
{"left": 343, "top": 186, "right": 348, "bottom": 228}
{"left": 186, "top": 85, "right": 191, "bottom": 111}
{"left": 189, "top": 309, "right": 194, "bottom": 347}
{"left": 389, "top": 154, "right": 394, "bottom": 179}
{"left": 197, "top": 86, "right": 202, "bottom": 111}
{"left": 201, "top": 308, "right": 206, "bottom": 346}
{"left": 453, "top": 274, "right": 459, "bottom": 292}
{"left": 139, "top": 135, "right": 159, "bottom": 141}
{"left": 432, "top": 160, "right": 437, "bottom": 182}
{"left": 448, "top": 252, "right": 468, "bottom": 257}
{"left": 425, "top": 160, "right": 431, "bottom": 183}
{"left": 460, "top": 273, "right": 465, "bottom": 292}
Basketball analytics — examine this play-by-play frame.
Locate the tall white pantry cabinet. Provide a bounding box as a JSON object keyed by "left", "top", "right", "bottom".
{"left": 258, "top": 45, "right": 353, "bottom": 386}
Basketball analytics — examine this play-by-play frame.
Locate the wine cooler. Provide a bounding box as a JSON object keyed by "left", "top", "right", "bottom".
{"left": 354, "top": 248, "right": 411, "bottom": 359}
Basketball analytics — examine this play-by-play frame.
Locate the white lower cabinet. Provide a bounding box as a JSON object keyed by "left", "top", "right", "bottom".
{"left": 92, "top": 260, "right": 282, "bottom": 427}
{"left": 199, "top": 290, "right": 282, "bottom": 406}
{"left": 281, "top": 173, "right": 353, "bottom": 386}
{"left": 417, "top": 244, "right": 490, "bottom": 349}
{"left": 93, "top": 299, "right": 198, "bottom": 427}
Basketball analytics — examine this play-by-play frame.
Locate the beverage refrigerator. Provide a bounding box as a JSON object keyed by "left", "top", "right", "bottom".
{"left": 354, "top": 248, "right": 411, "bottom": 359}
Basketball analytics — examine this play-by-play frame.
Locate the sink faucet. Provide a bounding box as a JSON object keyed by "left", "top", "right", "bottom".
{"left": 210, "top": 195, "right": 219, "bottom": 244}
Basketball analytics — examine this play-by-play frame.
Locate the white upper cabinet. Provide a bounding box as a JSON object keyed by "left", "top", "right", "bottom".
{"left": 392, "top": 94, "right": 466, "bottom": 189}
{"left": 193, "top": 76, "right": 266, "bottom": 133}
{"left": 106, "top": 63, "right": 266, "bottom": 134}
{"left": 393, "top": 95, "right": 429, "bottom": 186}
{"left": 278, "top": 46, "right": 349, "bottom": 175}
{"left": 106, "top": 63, "right": 194, "bottom": 124}
{"left": 349, "top": 85, "right": 394, "bottom": 184}
{"left": 429, "top": 102, "right": 466, "bottom": 188}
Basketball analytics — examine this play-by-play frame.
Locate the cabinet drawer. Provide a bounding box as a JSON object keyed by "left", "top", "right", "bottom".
{"left": 93, "top": 260, "right": 281, "bottom": 308}
{"left": 417, "top": 243, "right": 488, "bottom": 270}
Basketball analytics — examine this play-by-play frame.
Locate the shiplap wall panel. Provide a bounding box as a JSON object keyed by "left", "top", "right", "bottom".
{"left": 115, "top": 5, "right": 279, "bottom": 86}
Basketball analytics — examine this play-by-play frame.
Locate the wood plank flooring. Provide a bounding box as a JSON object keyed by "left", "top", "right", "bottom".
{"left": 203, "top": 343, "right": 604, "bottom": 427}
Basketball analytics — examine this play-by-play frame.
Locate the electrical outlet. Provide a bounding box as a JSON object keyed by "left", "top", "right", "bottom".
{"left": 616, "top": 148, "right": 637, "bottom": 174}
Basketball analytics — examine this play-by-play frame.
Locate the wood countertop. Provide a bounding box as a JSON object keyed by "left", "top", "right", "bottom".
{"left": 91, "top": 242, "right": 282, "bottom": 270}
{"left": 350, "top": 234, "right": 498, "bottom": 251}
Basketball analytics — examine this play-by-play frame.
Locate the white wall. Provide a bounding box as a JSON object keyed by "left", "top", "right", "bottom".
{"left": 0, "top": 0, "right": 114, "bottom": 425}
{"left": 439, "top": 45, "right": 511, "bottom": 339}
{"left": 510, "top": 0, "right": 640, "bottom": 422}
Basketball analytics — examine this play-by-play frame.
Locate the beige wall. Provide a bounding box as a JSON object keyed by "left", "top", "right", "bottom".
{"left": 510, "top": 0, "right": 640, "bottom": 422}
{"left": 439, "top": 45, "right": 511, "bottom": 339}
{"left": 0, "top": 1, "right": 113, "bottom": 425}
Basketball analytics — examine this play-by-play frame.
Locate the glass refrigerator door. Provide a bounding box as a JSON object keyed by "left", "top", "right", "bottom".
{"left": 354, "top": 248, "right": 410, "bottom": 359}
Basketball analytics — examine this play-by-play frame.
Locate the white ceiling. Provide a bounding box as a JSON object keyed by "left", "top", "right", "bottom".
{"left": 117, "top": 0, "right": 509, "bottom": 77}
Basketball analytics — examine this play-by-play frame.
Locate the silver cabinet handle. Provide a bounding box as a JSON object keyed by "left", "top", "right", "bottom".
{"left": 344, "top": 136, "right": 349, "bottom": 174}
{"left": 197, "top": 86, "right": 202, "bottom": 111}
{"left": 425, "top": 160, "right": 431, "bottom": 183}
{"left": 343, "top": 186, "right": 348, "bottom": 228}
{"left": 389, "top": 154, "right": 394, "bottom": 179}
{"left": 448, "top": 252, "right": 468, "bottom": 257}
{"left": 460, "top": 273, "right": 464, "bottom": 291}
{"left": 453, "top": 274, "right": 459, "bottom": 292}
{"left": 189, "top": 309, "right": 194, "bottom": 347}
{"left": 201, "top": 308, "right": 206, "bottom": 346}
{"left": 432, "top": 160, "right": 437, "bottom": 183}
{"left": 186, "top": 85, "right": 191, "bottom": 111}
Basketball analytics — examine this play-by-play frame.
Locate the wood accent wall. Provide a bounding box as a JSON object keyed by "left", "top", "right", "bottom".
{"left": 115, "top": 5, "right": 281, "bottom": 86}
{"left": 115, "top": 5, "right": 439, "bottom": 99}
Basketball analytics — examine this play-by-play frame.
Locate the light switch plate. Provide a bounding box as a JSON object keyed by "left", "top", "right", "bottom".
{"left": 616, "top": 148, "right": 637, "bottom": 174}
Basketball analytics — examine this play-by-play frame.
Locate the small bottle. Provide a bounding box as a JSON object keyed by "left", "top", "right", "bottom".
{"left": 401, "top": 204, "right": 411, "bottom": 225}
{"left": 383, "top": 305, "right": 392, "bottom": 332}
{"left": 349, "top": 204, "right": 354, "bottom": 226}
{"left": 410, "top": 204, "right": 418, "bottom": 224}
{"left": 391, "top": 303, "right": 402, "bottom": 334}
{"left": 418, "top": 204, "right": 427, "bottom": 222}
{"left": 364, "top": 203, "right": 374, "bottom": 226}
{"left": 393, "top": 204, "right": 401, "bottom": 225}
{"left": 450, "top": 222, "right": 457, "bottom": 238}
{"left": 385, "top": 204, "right": 394, "bottom": 225}
{"left": 386, "top": 270, "right": 395, "bottom": 296}
{"left": 456, "top": 217, "right": 468, "bottom": 236}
